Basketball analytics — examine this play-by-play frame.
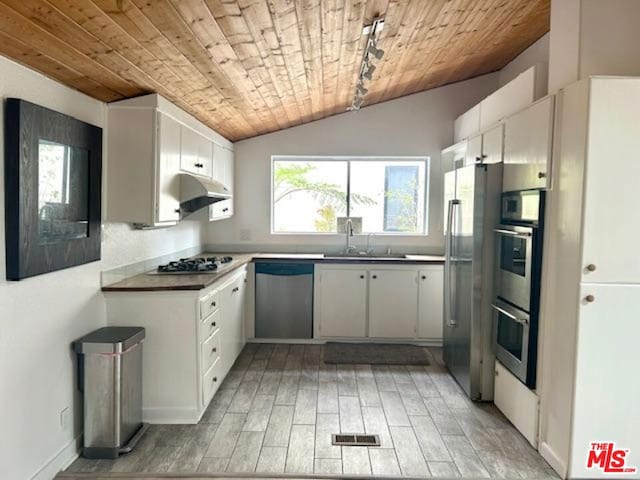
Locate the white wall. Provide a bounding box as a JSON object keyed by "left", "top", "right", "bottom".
{"left": 548, "top": 0, "right": 640, "bottom": 93}
{"left": 205, "top": 73, "right": 499, "bottom": 254}
{"left": 0, "top": 56, "right": 205, "bottom": 480}
{"left": 499, "top": 33, "right": 549, "bottom": 87}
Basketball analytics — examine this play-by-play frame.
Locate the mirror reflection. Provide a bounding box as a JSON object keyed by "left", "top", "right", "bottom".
{"left": 38, "top": 139, "right": 89, "bottom": 243}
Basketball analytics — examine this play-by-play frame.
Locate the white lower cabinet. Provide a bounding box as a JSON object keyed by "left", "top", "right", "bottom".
{"left": 315, "top": 268, "right": 367, "bottom": 337}
{"left": 418, "top": 267, "right": 444, "bottom": 340}
{"left": 104, "top": 265, "right": 248, "bottom": 424}
{"left": 369, "top": 270, "right": 418, "bottom": 338}
{"left": 315, "top": 263, "right": 444, "bottom": 342}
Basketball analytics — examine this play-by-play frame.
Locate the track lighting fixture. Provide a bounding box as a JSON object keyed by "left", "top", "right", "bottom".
{"left": 348, "top": 16, "right": 385, "bottom": 111}
{"left": 363, "top": 63, "right": 376, "bottom": 81}
{"left": 356, "top": 83, "right": 368, "bottom": 96}
{"left": 367, "top": 43, "right": 385, "bottom": 60}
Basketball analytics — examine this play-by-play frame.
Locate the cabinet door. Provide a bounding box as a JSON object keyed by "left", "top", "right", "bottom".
{"left": 417, "top": 267, "right": 444, "bottom": 340}
{"left": 570, "top": 284, "right": 640, "bottom": 478}
{"left": 181, "top": 126, "right": 212, "bottom": 177}
{"left": 580, "top": 79, "right": 640, "bottom": 283}
{"left": 465, "top": 133, "right": 482, "bottom": 166}
{"left": 156, "top": 113, "right": 181, "bottom": 223}
{"left": 231, "top": 273, "right": 246, "bottom": 360}
{"left": 369, "top": 270, "right": 418, "bottom": 338}
{"left": 481, "top": 124, "right": 503, "bottom": 164}
{"left": 316, "top": 268, "right": 367, "bottom": 337}
{"left": 209, "top": 199, "right": 233, "bottom": 221}
{"left": 197, "top": 138, "right": 213, "bottom": 178}
{"left": 503, "top": 96, "right": 554, "bottom": 191}
{"left": 218, "top": 280, "right": 235, "bottom": 376}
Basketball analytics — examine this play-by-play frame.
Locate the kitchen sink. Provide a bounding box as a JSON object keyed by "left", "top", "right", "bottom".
{"left": 323, "top": 253, "right": 408, "bottom": 260}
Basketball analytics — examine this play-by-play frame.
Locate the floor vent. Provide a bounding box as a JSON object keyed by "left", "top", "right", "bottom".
{"left": 332, "top": 433, "right": 380, "bottom": 446}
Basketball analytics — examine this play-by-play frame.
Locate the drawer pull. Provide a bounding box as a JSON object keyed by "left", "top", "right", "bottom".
{"left": 211, "top": 301, "right": 216, "bottom": 307}
{"left": 211, "top": 321, "right": 216, "bottom": 327}
{"left": 421, "top": 275, "right": 426, "bottom": 280}
{"left": 212, "top": 376, "right": 218, "bottom": 383}
{"left": 211, "top": 347, "right": 217, "bottom": 353}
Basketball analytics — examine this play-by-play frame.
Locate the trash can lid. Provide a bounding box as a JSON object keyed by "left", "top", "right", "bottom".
{"left": 73, "top": 327, "right": 145, "bottom": 354}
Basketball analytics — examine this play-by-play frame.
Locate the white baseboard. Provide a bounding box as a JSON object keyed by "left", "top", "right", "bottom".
{"left": 539, "top": 440, "right": 567, "bottom": 479}
{"left": 143, "top": 406, "right": 201, "bottom": 424}
{"left": 31, "top": 434, "right": 81, "bottom": 480}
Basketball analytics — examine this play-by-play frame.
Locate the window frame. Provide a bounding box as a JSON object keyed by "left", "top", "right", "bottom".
{"left": 270, "top": 155, "right": 430, "bottom": 236}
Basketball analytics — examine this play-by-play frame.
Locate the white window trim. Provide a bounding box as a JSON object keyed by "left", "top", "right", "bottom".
{"left": 270, "top": 155, "right": 431, "bottom": 236}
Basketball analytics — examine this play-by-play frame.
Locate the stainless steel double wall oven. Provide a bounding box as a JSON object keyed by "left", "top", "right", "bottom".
{"left": 492, "top": 189, "right": 545, "bottom": 387}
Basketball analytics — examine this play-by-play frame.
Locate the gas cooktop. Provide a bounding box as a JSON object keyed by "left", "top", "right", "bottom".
{"left": 149, "top": 256, "right": 234, "bottom": 275}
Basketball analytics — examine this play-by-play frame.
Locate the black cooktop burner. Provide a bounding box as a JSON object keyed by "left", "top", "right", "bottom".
{"left": 156, "top": 256, "right": 233, "bottom": 274}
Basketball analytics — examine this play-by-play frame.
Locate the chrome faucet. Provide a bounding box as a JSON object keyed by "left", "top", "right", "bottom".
{"left": 344, "top": 219, "right": 358, "bottom": 254}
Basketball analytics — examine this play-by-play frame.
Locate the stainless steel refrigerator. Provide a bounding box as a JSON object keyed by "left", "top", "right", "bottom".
{"left": 443, "top": 163, "right": 502, "bottom": 401}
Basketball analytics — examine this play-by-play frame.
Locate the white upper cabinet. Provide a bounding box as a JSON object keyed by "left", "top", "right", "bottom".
{"left": 368, "top": 270, "right": 418, "bottom": 338}
{"left": 209, "top": 144, "right": 235, "bottom": 222}
{"left": 105, "top": 94, "right": 233, "bottom": 227}
{"left": 156, "top": 113, "right": 181, "bottom": 223}
{"left": 181, "top": 126, "right": 213, "bottom": 178}
{"left": 464, "top": 134, "right": 482, "bottom": 166}
{"left": 454, "top": 104, "right": 481, "bottom": 143}
{"left": 580, "top": 78, "right": 640, "bottom": 283}
{"left": 417, "top": 266, "right": 444, "bottom": 339}
{"left": 463, "top": 125, "right": 503, "bottom": 167}
{"left": 503, "top": 95, "right": 555, "bottom": 191}
{"left": 315, "top": 268, "right": 368, "bottom": 338}
{"left": 481, "top": 123, "right": 504, "bottom": 165}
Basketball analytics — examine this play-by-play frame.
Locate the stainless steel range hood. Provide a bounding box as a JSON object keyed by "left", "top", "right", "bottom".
{"left": 179, "top": 173, "right": 231, "bottom": 217}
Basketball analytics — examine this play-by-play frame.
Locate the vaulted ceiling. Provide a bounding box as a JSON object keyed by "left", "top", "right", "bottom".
{"left": 0, "top": 0, "right": 550, "bottom": 141}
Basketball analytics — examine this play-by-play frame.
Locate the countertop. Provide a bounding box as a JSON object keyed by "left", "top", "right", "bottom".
{"left": 102, "top": 252, "right": 445, "bottom": 292}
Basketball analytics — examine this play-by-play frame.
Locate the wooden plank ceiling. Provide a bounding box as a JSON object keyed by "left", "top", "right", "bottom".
{"left": 0, "top": 0, "right": 550, "bottom": 141}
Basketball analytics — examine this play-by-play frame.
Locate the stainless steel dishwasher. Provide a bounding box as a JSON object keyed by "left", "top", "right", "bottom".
{"left": 255, "top": 262, "right": 314, "bottom": 338}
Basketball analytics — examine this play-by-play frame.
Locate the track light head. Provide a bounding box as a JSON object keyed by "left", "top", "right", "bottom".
{"left": 356, "top": 83, "right": 368, "bottom": 96}
{"left": 367, "top": 43, "right": 384, "bottom": 60}
{"left": 363, "top": 63, "right": 376, "bottom": 80}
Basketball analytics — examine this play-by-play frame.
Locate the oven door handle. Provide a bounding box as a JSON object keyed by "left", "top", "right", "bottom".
{"left": 494, "top": 228, "right": 532, "bottom": 238}
{"left": 491, "top": 303, "right": 529, "bottom": 325}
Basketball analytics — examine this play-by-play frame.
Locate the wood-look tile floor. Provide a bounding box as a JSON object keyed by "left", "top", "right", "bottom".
{"left": 65, "top": 344, "right": 558, "bottom": 479}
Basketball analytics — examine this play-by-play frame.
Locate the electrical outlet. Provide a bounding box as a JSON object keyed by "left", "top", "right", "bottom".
{"left": 239, "top": 229, "right": 251, "bottom": 241}
{"left": 60, "top": 407, "right": 70, "bottom": 431}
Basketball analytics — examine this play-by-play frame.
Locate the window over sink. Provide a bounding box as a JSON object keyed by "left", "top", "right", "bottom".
{"left": 271, "top": 156, "right": 429, "bottom": 235}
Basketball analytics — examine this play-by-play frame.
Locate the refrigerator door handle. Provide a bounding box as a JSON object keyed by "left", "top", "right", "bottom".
{"left": 444, "top": 199, "right": 459, "bottom": 327}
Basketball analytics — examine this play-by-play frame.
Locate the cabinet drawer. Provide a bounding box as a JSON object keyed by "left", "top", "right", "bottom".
{"left": 200, "top": 290, "right": 220, "bottom": 319}
{"left": 201, "top": 309, "right": 221, "bottom": 340}
{"left": 202, "top": 357, "right": 222, "bottom": 406}
{"left": 201, "top": 328, "right": 221, "bottom": 372}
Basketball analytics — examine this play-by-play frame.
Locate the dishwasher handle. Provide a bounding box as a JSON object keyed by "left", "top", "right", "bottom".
{"left": 254, "top": 262, "right": 314, "bottom": 276}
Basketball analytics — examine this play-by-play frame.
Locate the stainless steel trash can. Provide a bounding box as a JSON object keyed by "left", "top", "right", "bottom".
{"left": 73, "top": 326, "right": 148, "bottom": 459}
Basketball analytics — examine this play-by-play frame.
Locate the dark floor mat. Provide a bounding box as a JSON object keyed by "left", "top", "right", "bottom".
{"left": 323, "top": 342, "right": 430, "bottom": 365}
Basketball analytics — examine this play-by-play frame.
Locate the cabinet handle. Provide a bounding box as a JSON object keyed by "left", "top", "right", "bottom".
{"left": 421, "top": 275, "right": 426, "bottom": 280}
{"left": 211, "top": 301, "right": 216, "bottom": 307}
{"left": 360, "top": 274, "right": 364, "bottom": 279}
{"left": 211, "top": 321, "right": 216, "bottom": 327}
{"left": 586, "top": 264, "right": 596, "bottom": 272}
{"left": 372, "top": 275, "right": 377, "bottom": 279}
{"left": 222, "top": 208, "right": 229, "bottom": 212}
{"left": 211, "top": 347, "right": 217, "bottom": 353}
{"left": 537, "top": 171, "right": 547, "bottom": 179}
{"left": 212, "top": 376, "right": 218, "bottom": 383}
{"left": 585, "top": 294, "right": 595, "bottom": 303}
{"left": 174, "top": 208, "right": 181, "bottom": 213}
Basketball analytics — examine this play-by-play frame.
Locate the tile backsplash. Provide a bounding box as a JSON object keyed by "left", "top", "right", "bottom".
{"left": 100, "top": 244, "right": 203, "bottom": 286}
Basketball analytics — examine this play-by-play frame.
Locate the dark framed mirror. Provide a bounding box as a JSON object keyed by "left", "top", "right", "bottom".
{"left": 5, "top": 99, "right": 102, "bottom": 280}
